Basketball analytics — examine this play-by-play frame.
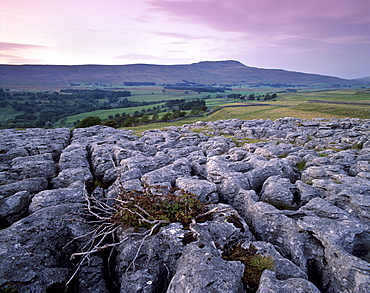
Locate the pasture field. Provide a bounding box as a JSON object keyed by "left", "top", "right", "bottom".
{"left": 0, "top": 106, "right": 19, "bottom": 122}
{"left": 125, "top": 89, "right": 370, "bottom": 133}
{"left": 127, "top": 90, "right": 206, "bottom": 102}
{"left": 3, "top": 87, "right": 369, "bottom": 129}
{"left": 276, "top": 90, "right": 370, "bottom": 103}
{"left": 63, "top": 103, "right": 166, "bottom": 126}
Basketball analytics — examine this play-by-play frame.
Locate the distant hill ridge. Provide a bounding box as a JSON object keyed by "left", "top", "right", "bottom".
{"left": 0, "top": 60, "right": 361, "bottom": 89}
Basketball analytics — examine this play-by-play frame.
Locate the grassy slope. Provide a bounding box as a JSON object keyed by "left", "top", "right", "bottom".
{"left": 64, "top": 103, "right": 166, "bottom": 125}
{"left": 32, "top": 88, "right": 370, "bottom": 129}
{"left": 125, "top": 90, "right": 370, "bottom": 133}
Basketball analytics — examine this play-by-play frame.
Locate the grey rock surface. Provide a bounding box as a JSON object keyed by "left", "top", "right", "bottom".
{"left": 256, "top": 270, "right": 320, "bottom": 293}
{"left": 0, "top": 118, "right": 369, "bottom": 292}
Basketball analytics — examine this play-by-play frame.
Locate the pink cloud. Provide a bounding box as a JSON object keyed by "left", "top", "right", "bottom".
{"left": 7, "top": 58, "right": 43, "bottom": 64}
{"left": 114, "top": 53, "right": 157, "bottom": 60}
{"left": 0, "top": 53, "right": 17, "bottom": 58}
{"left": 146, "top": 0, "right": 370, "bottom": 43}
{"left": 0, "top": 42, "right": 46, "bottom": 64}
{"left": 0, "top": 42, "right": 45, "bottom": 50}
{"left": 154, "top": 31, "right": 220, "bottom": 40}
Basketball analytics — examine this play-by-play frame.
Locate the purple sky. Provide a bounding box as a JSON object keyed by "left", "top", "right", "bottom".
{"left": 1, "top": 0, "right": 370, "bottom": 79}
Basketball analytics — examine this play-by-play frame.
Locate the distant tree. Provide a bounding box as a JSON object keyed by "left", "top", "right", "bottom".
{"left": 103, "top": 119, "right": 118, "bottom": 128}
{"left": 60, "top": 118, "right": 67, "bottom": 126}
{"left": 140, "top": 115, "right": 150, "bottom": 123}
{"left": 152, "top": 112, "right": 159, "bottom": 121}
{"left": 123, "top": 116, "right": 136, "bottom": 127}
{"left": 171, "top": 110, "right": 186, "bottom": 119}
{"left": 161, "top": 113, "right": 172, "bottom": 121}
{"left": 248, "top": 94, "right": 255, "bottom": 100}
{"left": 75, "top": 116, "right": 102, "bottom": 128}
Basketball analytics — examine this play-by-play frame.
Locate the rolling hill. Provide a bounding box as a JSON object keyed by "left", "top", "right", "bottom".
{"left": 0, "top": 60, "right": 364, "bottom": 89}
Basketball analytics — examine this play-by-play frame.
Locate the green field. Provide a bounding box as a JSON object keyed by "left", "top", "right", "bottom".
{"left": 64, "top": 89, "right": 370, "bottom": 129}
{"left": 2, "top": 87, "right": 370, "bottom": 129}
{"left": 0, "top": 107, "right": 19, "bottom": 122}
{"left": 124, "top": 89, "right": 370, "bottom": 133}
{"left": 63, "top": 103, "right": 167, "bottom": 126}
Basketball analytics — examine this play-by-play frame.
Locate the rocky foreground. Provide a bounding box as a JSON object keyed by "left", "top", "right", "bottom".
{"left": 1, "top": 117, "right": 370, "bottom": 293}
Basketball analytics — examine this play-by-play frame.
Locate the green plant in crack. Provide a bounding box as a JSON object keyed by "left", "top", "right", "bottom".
{"left": 296, "top": 160, "right": 307, "bottom": 171}
{"left": 249, "top": 254, "right": 275, "bottom": 271}
{"left": 221, "top": 134, "right": 246, "bottom": 147}
{"left": 222, "top": 243, "right": 275, "bottom": 293}
{"left": 111, "top": 185, "right": 206, "bottom": 229}
{"left": 0, "top": 286, "right": 20, "bottom": 293}
{"left": 352, "top": 143, "right": 363, "bottom": 150}
{"left": 66, "top": 184, "right": 208, "bottom": 287}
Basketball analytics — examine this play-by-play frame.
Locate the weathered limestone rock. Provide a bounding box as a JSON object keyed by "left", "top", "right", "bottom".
{"left": 297, "top": 197, "right": 370, "bottom": 292}
{"left": 51, "top": 167, "right": 92, "bottom": 188}
{"left": 192, "top": 203, "right": 254, "bottom": 247}
{"left": 167, "top": 204, "right": 252, "bottom": 293}
{"left": 11, "top": 153, "right": 57, "bottom": 180}
{"left": 0, "top": 191, "right": 30, "bottom": 226}
{"left": 121, "top": 153, "right": 171, "bottom": 174}
{"left": 234, "top": 189, "right": 308, "bottom": 270}
{"left": 260, "top": 176, "right": 300, "bottom": 209}
{"left": 141, "top": 158, "right": 191, "bottom": 186}
{"left": 0, "top": 177, "right": 48, "bottom": 198}
{"left": 175, "top": 177, "right": 219, "bottom": 203}
{"left": 167, "top": 242, "right": 245, "bottom": 293}
{"left": 0, "top": 118, "right": 369, "bottom": 293}
{"left": 58, "top": 146, "right": 90, "bottom": 171}
{"left": 0, "top": 204, "right": 108, "bottom": 293}
{"left": 115, "top": 223, "right": 187, "bottom": 293}
{"left": 301, "top": 165, "right": 347, "bottom": 183}
{"left": 246, "top": 158, "right": 296, "bottom": 191}
{"left": 256, "top": 270, "right": 320, "bottom": 293}
{"left": 254, "top": 143, "right": 286, "bottom": 159}
{"left": 199, "top": 135, "right": 236, "bottom": 156}
{"left": 243, "top": 241, "right": 307, "bottom": 280}
{"left": 29, "top": 181, "right": 86, "bottom": 213}
{"left": 295, "top": 180, "right": 323, "bottom": 206}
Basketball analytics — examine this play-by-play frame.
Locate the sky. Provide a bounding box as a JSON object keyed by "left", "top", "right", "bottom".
{"left": 1, "top": 0, "right": 370, "bottom": 79}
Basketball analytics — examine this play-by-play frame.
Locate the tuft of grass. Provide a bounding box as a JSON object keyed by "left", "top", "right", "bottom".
{"left": 222, "top": 243, "right": 274, "bottom": 292}
{"left": 222, "top": 134, "right": 246, "bottom": 147}
{"left": 244, "top": 138, "right": 268, "bottom": 144}
{"left": 249, "top": 254, "right": 275, "bottom": 271}
{"left": 0, "top": 286, "right": 20, "bottom": 293}
{"left": 352, "top": 143, "right": 363, "bottom": 150}
{"left": 296, "top": 160, "right": 307, "bottom": 171}
{"left": 190, "top": 127, "right": 214, "bottom": 134}
{"left": 326, "top": 147, "right": 341, "bottom": 152}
